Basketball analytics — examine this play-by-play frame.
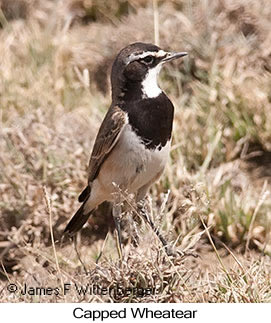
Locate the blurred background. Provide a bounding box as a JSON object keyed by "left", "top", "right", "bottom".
{"left": 0, "top": 0, "right": 271, "bottom": 302}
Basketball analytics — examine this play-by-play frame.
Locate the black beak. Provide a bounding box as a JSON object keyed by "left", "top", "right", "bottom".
{"left": 162, "top": 51, "right": 188, "bottom": 63}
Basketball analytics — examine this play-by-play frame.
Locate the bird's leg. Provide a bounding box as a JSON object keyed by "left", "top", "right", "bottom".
{"left": 112, "top": 201, "right": 123, "bottom": 259}
{"left": 137, "top": 200, "right": 174, "bottom": 256}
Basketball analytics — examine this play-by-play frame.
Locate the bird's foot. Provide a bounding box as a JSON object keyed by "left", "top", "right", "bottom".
{"left": 165, "top": 245, "right": 198, "bottom": 259}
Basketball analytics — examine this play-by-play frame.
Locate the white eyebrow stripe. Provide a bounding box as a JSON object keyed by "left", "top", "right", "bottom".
{"left": 156, "top": 50, "right": 168, "bottom": 57}
{"left": 125, "top": 50, "right": 167, "bottom": 65}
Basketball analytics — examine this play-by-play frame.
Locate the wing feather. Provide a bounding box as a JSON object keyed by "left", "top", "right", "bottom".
{"left": 87, "top": 105, "right": 127, "bottom": 183}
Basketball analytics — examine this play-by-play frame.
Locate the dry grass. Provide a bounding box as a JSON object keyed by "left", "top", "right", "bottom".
{"left": 1, "top": 0, "right": 271, "bottom": 302}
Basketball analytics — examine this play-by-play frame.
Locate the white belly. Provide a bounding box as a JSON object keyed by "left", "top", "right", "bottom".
{"left": 97, "top": 124, "right": 170, "bottom": 195}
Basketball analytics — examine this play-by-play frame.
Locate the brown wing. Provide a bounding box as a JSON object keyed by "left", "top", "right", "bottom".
{"left": 66, "top": 106, "right": 127, "bottom": 233}
{"left": 87, "top": 105, "right": 128, "bottom": 183}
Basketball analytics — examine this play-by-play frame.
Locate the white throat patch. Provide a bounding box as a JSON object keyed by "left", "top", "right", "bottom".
{"left": 141, "top": 65, "right": 162, "bottom": 99}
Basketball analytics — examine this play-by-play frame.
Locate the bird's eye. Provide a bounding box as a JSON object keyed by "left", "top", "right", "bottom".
{"left": 142, "top": 56, "right": 154, "bottom": 64}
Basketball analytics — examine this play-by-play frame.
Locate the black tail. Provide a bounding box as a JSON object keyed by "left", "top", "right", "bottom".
{"left": 78, "top": 185, "right": 90, "bottom": 202}
{"left": 64, "top": 203, "right": 92, "bottom": 237}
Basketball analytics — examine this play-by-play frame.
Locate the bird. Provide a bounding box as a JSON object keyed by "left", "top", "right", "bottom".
{"left": 64, "top": 42, "right": 187, "bottom": 256}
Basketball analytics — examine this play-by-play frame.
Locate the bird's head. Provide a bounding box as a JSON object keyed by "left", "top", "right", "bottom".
{"left": 111, "top": 42, "right": 187, "bottom": 102}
